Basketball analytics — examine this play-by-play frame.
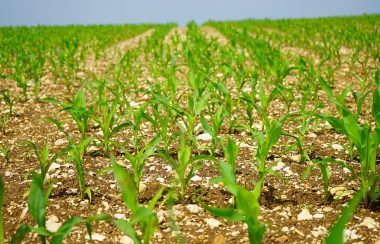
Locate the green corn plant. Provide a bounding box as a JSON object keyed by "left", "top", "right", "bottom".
{"left": 156, "top": 131, "right": 213, "bottom": 200}
{"left": 66, "top": 137, "right": 93, "bottom": 201}
{"left": 211, "top": 81, "right": 236, "bottom": 133}
{"left": 200, "top": 105, "right": 225, "bottom": 155}
{"left": 48, "top": 117, "right": 92, "bottom": 200}
{"left": 24, "top": 141, "right": 69, "bottom": 183}
{"left": 46, "top": 88, "right": 92, "bottom": 139}
{"left": 11, "top": 174, "right": 110, "bottom": 244}
{"left": 241, "top": 79, "right": 280, "bottom": 130}
{"left": 30, "top": 54, "right": 45, "bottom": 100}
{"left": 1, "top": 90, "right": 16, "bottom": 117}
{"left": 14, "top": 56, "right": 28, "bottom": 100}
{"left": 128, "top": 103, "right": 156, "bottom": 154}
{"left": 150, "top": 96, "right": 180, "bottom": 154}
{"left": 319, "top": 70, "right": 380, "bottom": 207}
{"left": 90, "top": 82, "right": 131, "bottom": 154}
{"left": 0, "top": 144, "right": 11, "bottom": 163}
{"left": 197, "top": 162, "right": 265, "bottom": 244}
{"left": 112, "top": 156, "right": 163, "bottom": 244}
{"left": 0, "top": 115, "right": 9, "bottom": 135}
{"left": 252, "top": 117, "right": 289, "bottom": 182}
{"left": 0, "top": 176, "right": 4, "bottom": 244}
{"left": 184, "top": 89, "right": 210, "bottom": 142}
{"left": 325, "top": 189, "right": 364, "bottom": 244}
{"left": 122, "top": 135, "right": 161, "bottom": 191}
{"left": 302, "top": 157, "right": 354, "bottom": 203}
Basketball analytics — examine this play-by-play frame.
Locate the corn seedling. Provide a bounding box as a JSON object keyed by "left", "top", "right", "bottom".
{"left": 48, "top": 117, "right": 92, "bottom": 200}
{"left": 122, "top": 135, "right": 161, "bottom": 192}
{"left": 200, "top": 105, "right": 225, "bottom": 155}
{"left": 1, "top": 90, "right": 16, "bottom": 117}
{"left": 319, "top": 70, "right": 380, "bottom": 207}
{"left": 302, "top": 157, "right": 354, "bottom": 203}
{"left": 156, "top": 131, "right": 214, "bottom": 200}
{"left": 24, "top": 140, "right": 69, "bottom": 183}
{"left": 325, "top": 189, "right": 364, "bottom": 244}
{"left": 11, "top": 174, "right": 110, "bottom": 244}
{"left": 90, "top": 82, "right": 131, "bottom": 154}
{"left": 47, "top": 88, "right": 92, "bottom": 139}
{"left": 0, "top": 144, "right": 11, "bottom": 163}
{"left": 112, "top": 156, "right": 163, "bottom": 244}
{"left": 198, "top": 162, "right": 265, "bottom": 244}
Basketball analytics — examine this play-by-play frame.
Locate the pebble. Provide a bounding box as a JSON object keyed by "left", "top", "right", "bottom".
{"left": 344, "top": 229, "right": 360, "bottom": 240}
{"left": 281, "top": 227, "right": 290, "bottom": 233}
{"left": 114, "top": 213, "right": 127, "bottom": 220}
{"left": 276, "top": 235, "right": 289, "bottom": 243}
{"left": 359, "top": 217, "right": 379, "bottom": 229}
{"left": 139, "top": 182, "right": 147, "bottom": 193}
{"left": 120, "top": 235, "right": 134, "bottom": 244}
{"left": 311, "top": 226, "right": 327, "bottom": 238}
{"left": 85, "top": 233, "right": 106, "bottom": 241}
{"left": 196, "top": 133, "right": 212, "bottom": 141}
{"left": 323, "top": 206, "right": 333, "bottom": 212}
{"left": 332, "top": 143, "right": 344, "bottom": 151}
{"left": 186, "top": 204, "right": 203, "bottom": 214}
{"left": 272, "top": 162, "right": 285, "bottom": 171}
{"left": 297, "top": 208, "right": 313, "bottom": 221}
{"left": 191, "top": 175, "right": 202, "bottom": 182}
{"left": 313, "top": 213, "right": 324, "bottom": 219}
{"left": 157, "top": 210, "right": 166, "bottom": 223}
{"left": 205, "top": 218, "right": 221, "bottom": 229}
{"left": 290, "top": 154, "right": 301, "bottom": 163}
{"left": 49, "top": 162, "right": 61, "bottom": 171}
{"left": 54, "top": 138, "right": 66, "bottom": 146}
{"left": 46, "top": 215, "right": 62, "bottom": 232}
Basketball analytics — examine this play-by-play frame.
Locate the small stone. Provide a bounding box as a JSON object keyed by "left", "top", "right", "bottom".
{"left": 205, "top": 218, "right": 221, "bottom": 229}
{"left": 49, "top": 162, "right": 60, "bottom": 171}
{"left": 186, "top": 204, "right": 203, "bottom": 214}
{"left": 213, "top": 235, "right": 226, "bottom": 244}
{"left": 330, "top": 186, "right": 346, "bottom": 195}
{"left": 290, "top": 154, "right": 301, "bottom": 163}
{"left": 129, "top": 101, "right": 140, "bottom": 108}
{"left": 54, "top": 138, "right": 66, "bottom": 146}
{"left": 311, "top": 226, "right": 327, "bottom": 238}
{"left": 86, "top": 233, "right": 106, "bottom": 241}
{"left": 196, "top": 133, "right": 212, "bottom": 141}
{"left": 323, "top": 206, "right": 333, "bottom": 212}
{"left": 139, "top": 182, "right": 147, "bottom": 193}
{"left": 87, "top": 145, "right": 98, "bottom": 153}
{"left": 164, "top": 165, "right": 172, "bottom": 172}
{"left": 272, "top": 162, "right": 285, "bottom": 171}
{"left": 360, "top": 217, "right": 379, "bottom": 229}
{"left": 4, "top": 171, "right": 11, "bottom": 177}
{"left": 157, "top": 210, "right": 166, "bottom": 224}
{"left": 120, "top": 235, "right": 134, "bottom": 244}
{"left": 281, "top": 227, "right": 289, "bottom": 233}
{"left": 297, "top": 208, "right": 313, "bottom": 221}
{"left": 46, "top": 215, "right": 62, "bottom": 232}
{"left": 191, "top": 175, "right": 202, "bottom": 182}
{"left": 332, "top": 144, "right": 344, "bottom": 151}
{"left": 276, "top": 235, "right": 289, "bottom": 243}
{"left": 114, "top": 213, "right": 127, "bottom": 220}
{"left": 313, "top": 213, "right": 324, "bottom": 219}
{"left": 344, "top": 229, "right": 360, "bottom": 241}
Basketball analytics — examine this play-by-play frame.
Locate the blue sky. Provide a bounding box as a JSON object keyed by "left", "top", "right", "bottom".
{"left": 0, "top": 0, "right": 379, "bottom": 26}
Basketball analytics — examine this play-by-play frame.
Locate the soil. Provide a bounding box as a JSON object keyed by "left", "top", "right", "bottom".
{"left": 0, "top": 26, "right": 379, "bottom": 244}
